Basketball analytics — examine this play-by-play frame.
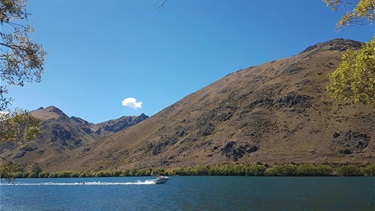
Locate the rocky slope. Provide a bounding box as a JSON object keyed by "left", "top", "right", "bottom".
{"left": 0, "top": 106, "right": 148, "bottom": 167}
{"left": 61, "top": 38, "right": 372, "bottom": 172}
{"left": 2, "top": 39, "right": 374, "bottom": 172}
{"left": 92, "top": 113, "right": 148, "bottom": 136}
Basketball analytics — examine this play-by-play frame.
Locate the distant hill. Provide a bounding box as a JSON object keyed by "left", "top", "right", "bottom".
{"left": 1, "top": 39, "right": 374, "bottom": 172}
{"left": 92, "top": 113, "right": 149, "bottom": 136}
{"left": 0, "top": 106, "right": 148, "bottom": 168}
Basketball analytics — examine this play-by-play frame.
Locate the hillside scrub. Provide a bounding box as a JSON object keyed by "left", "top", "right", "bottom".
{"left": 2, "top": 163, "right": 375, "bottom": 179}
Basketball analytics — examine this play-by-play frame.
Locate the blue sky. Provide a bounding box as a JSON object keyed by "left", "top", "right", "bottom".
{"left": 6, "top": 0, "right": 374, "bottom": 123}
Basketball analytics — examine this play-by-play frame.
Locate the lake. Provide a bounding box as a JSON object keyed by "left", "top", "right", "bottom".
{"left": 0, "top": 176, "right": 374, "bottom": 210}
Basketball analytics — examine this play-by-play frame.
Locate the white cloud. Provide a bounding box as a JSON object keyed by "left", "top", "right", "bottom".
{"left": 121, "top": 97, "right": 143, "bottom": 109}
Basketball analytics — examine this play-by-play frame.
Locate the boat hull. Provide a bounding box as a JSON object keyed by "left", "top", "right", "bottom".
{"left": 153, "top": 176, "right": 169, "bottom": 184}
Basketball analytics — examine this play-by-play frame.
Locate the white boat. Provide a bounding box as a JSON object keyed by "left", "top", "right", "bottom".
{"left": 152, "top": 176, "right": 169, "bottom": 184}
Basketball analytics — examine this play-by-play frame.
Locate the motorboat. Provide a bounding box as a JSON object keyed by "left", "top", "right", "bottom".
{"left": 152, "top": 176, "right": 169, "bottom": 184}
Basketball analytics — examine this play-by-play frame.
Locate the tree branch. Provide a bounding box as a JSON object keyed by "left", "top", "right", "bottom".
{"left": 154, "top": 0, "right": 168, "bottom": 10}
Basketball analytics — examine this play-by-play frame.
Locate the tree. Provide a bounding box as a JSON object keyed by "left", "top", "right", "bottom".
{"left": 324, "top": 0, "right": 375, "bottom": 106}
{"left": 324, "top": 0, "right": 375, "bottom": 28}
{"left": 154, "top": 0, "right": 168, "bottom": 9}
{"left": 0, "top": 0, "right": 45, "bottom": 143}
{"left": 1, "top": 0, "right": 46, "bottom": 110}
{"left": 0, "top": 156, "right": 18, "bottom": 182}
{"left": 327, "top": 37, "right": 375, "bottom": 106}
{"left": 0, "top": 109, "right": 39, "bottom": 143}
{"left": 0, "top": 0, "right": 45, "bottom": 181}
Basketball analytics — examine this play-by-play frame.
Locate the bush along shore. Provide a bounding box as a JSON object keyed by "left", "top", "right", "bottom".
{"left": 1, "top": 163, "right": 375, "bottom": 180}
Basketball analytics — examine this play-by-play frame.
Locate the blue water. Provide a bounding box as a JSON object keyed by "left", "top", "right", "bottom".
{"left": 0, "top": 176, "right": 374, "bottom": 210}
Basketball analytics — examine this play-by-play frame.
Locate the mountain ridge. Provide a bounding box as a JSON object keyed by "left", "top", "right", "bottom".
{"left": 77, "top": 38, "right": 372, "bottom": 171}
{"left": 1, "top": 39, "right": 374, "bottom": 172}
{"left": 0, "top": 106, "right": 149, "bottom": 167}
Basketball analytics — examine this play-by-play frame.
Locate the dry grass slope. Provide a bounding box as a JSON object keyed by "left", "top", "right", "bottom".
{"left": 2, "top": 39, "right": 374, "bottom": 172}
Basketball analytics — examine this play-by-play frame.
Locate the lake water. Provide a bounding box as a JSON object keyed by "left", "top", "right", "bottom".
{"left": 0, "top": 176, "right": 374, "bottom": 210}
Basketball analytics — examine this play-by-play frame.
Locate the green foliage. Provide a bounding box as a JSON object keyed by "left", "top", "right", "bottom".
{"left": 264, "top": 164, "right": 299, "bottom": 176}
{"left": 0, "top": 1, "right": 44, "bottom": 181}
{"left": 12, "top": 171, "right": 24, "bottom": 178}
{"left": 190, "top": 165, "right": 210, "bottom": 176}
{"left": 94, "top": 170, "right": 113, "bottom": 177}
{"left": 47, "top": 171, "right": 77, "bottom": 178}
{"left": 315, "top": 164, "right": 334, "bottom": 176}
{"left": 0, "top": 158, "right": 29, "bottom": 182}
{"left": 121, "top": 169, "right": 131, "bottom": 176}
{"left": 0, "top": 159, "right": 18, "bottom": 182}
{"left": 3, "top": 163, "right": 373, "bottom": 178}
{"left": 27, "top": 172, "right": 38, "bottom": 178}
{"left": 297, "top": 164, "right": 333, "bottom": 176}
{"left": 38, "top": 171, "right": 49, "bottom": 178}
{"left": 361, "top": 163, "right": 375, "bottom": 176}
{"left": 296, "top": 164, "right": 319, "bottom": 176}
{"left": 30, "top": 163, "right": 42, "bottom": 175}
{"left": 336, "top": 164, "right": 363, "bottom": 176}
{"left": 79, "top": 171, "right": 89, "bottom": 178}
{"left": 151, "top": 168, "right": 165, "bottom": 176}
{"left": 324, "top": 1, "right": 375, "bottom": 106}
{"left": 243, "top": 164, "right": 266, "bottom": 176}
{"left": 0, "top": 109, "right": 40, "bottom": 144}
{"left": 0, "top": 0, "right": 46, "bottom": 111}
{"left": 112, "top": 171, "right": 122, "bottom": 177}
{"left": 327, "top": 37, "right": 375, "bottom": 107}
{"left": 0, "top": 1, "right": 43, "bottom": 145}
{"left": 323, "top": 0, "right": 375, "bottom": 28}
{"left": 136, "top": 168, "right": 152, "bottom": 176}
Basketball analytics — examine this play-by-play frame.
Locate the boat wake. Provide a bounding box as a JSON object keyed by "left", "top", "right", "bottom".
{"left": 1, "top": 180, "right": 156, "bottom": 186}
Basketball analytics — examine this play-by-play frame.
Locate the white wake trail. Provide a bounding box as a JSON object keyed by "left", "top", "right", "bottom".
{"left": 1, "top": 180, "right": 156, "bottom": 186}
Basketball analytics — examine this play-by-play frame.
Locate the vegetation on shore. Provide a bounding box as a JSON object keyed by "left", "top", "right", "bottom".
{"left": 2, "top": 163, "right": 375, "bottom": 180}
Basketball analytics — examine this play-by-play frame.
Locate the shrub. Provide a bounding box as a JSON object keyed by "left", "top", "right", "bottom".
{"left": 337, "top": 165, "right": 362, "bottom": 176}
{"left": 264, "top": 164, "right": 298, "bottom": 176}
{"left": 246, "top": 164, "right": 267, "bottom": 176}
{"left": 361, "top": 163, "right": 375, "bottom": 176}
{"left": 316, "top": 165, "right": 334, "bottom": 176}
{"left": 38, "top": 171, "right": 50, "bottom": 178}
{"left": 94, "top": 170, "right": 112, "bottom": 177}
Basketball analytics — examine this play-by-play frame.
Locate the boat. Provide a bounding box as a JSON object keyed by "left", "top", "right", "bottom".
{"left": 152, "top": 176, "right": 169, "bottom": 184}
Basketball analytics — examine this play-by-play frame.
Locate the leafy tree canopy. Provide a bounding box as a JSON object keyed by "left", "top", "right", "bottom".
{"left": 324, "top": 0, "right": 375, "bottom": 28}
{"left": 324, "top": 0, "right": 375, "bottom": 106}
{"left": 1, "top": 0, "right": 46, "bottom": 110}
{"left": 327, "top": 37, "right": 375, "bottom": 106}
{"left": 0, "top": 109, "right": 39, "bottom": 143}
{"left": 0, "top": 0, "right": 45, "bottom": 145}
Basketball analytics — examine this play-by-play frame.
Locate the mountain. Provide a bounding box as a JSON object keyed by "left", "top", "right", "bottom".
{"left": 2, "top": 39, "right": 374, "bottom": 172}
{"left": 55, "top": 38, "right": 372, "bottom": 172}
{"left": 0, "top": 106, "right": 148, "bottom": 168}
{"left": 92, "top": 113, "right": 149, "bottom": 136}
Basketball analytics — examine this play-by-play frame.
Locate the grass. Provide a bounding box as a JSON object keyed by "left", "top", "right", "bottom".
{"left": 2, "top": 163, "right": 375, "bottom": 180}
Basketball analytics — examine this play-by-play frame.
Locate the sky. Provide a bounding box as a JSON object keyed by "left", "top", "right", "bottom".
{"left": 4, "top": 0, "right": 374, "bottom": 123}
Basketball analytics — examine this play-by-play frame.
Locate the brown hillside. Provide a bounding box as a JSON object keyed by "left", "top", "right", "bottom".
{"left": 0, "top": 106, "right": 98, "bottom": 166}
{"left": 0, "top": 106, "right": 148, "bottom": 168}
{"left": 5, "top": 39, "right": 374, "bottom": 172}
